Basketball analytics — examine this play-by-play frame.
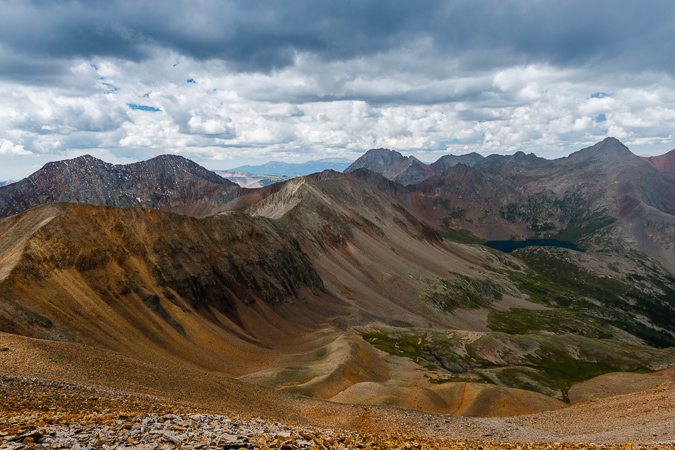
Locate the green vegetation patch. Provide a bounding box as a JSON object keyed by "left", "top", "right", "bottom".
{"left": 487, "top": 367, "right": 559, "bottom": 396}
{"left": 422, "top": 272, "right": 502, "bottom": 312}
{"left": 425, "top": 375, "right": 488, "bottom": 385}
{"left": 359, "top": 326, "right": 675, "bottom": 402}
{"left": 505, "top": 248, "right": 675, "bottom": 348}
{"left": 438, "top": 225, "right": 486, "bottom": 245}
{"left": 359, "top": 331, "right": 438, "bottom": 372}
{"left": 554, "top": 208, "right": 617, "bottom": 244}
{"left": 534, "top": 359, "right": 620, "bottom": 402}
{"left": 258, "top": 175, "right": 290, "bottom": 186}
{"left": 433, "top": 198, "right": 467, "bottom": 220}
{"left": 488, "top": 308, "right": 613, "bottom": 339}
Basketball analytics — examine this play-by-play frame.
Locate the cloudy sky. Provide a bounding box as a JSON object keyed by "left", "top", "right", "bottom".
{"left": 1, "top": 0, "right": 675, "bottom": 179}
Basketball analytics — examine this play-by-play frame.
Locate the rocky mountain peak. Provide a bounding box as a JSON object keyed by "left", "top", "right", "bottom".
{"left": 344, "top": 148, "right": 435, "bottom": 185}
{"left": 475, "top": 151, "right": 548, "bottom": 173}
{"left": 432, "top": 152, "right": 484, "bottom": 171}
{"left": 344, "top": 148, "right": 407, "bottom": 174}
{"left": 141, "top": 154, "right": 233, "bottom": 185}
{"left": 0, "top": 154, "right": 242, "bottom": 219}
{"left": 70, "top": 154, "right": 102, "bottom": 165}
{"left": 568, "top": 137, "right": 636, "bottom": 164}
{"left": 305, "top": 169, "right": 345, "bottom": 181}
{"left": 41, "top": 154, "right": 109, "bottom": 173}
{"left": 593, "top": 137, "right": 633, "bottom": 155}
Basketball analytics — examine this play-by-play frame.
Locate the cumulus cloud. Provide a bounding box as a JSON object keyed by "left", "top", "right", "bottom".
{"left": 0, "top": 139, "right": 31, "bottom": 156}
{"left": 0, "top": 0, "right": 675, "bottom": 179}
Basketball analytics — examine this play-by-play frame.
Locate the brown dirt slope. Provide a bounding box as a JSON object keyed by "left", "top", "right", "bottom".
{"left": 246, "top": 172, "right": 502, "bottom": 330}
{"left": 0, "top": 202, "right": 336, "bottom": 376}
{"left": 0, "top": 200, "right": 560, "bottom": 419}
{"left": 2, "top": 331, "right": 675, "bottom": 444}
{"left": 0, "top": 192, "right": 568, "bottom": 420}
{"left": 642, "top": 148, "right": 675, "bottom": 173}
{"left": 331, "top": 381, "right": 566, "bottom": 417}
{"left": 568, "top": 366, "right": 675, "bottom": 404}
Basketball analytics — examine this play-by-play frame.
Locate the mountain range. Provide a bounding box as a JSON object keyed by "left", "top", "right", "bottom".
{"left": 230, "top": 157, "right": 353, "bottom": 177}
{"left": 345, "top": 148, "right": 485, "bottom": 185}
{"left": 1, "top": 137, "right": 675, "bottom": 431}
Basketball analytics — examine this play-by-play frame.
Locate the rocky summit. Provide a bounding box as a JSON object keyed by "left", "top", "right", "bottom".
{"left": 0, "top": 155, "right": 242, "bottom": 219}
{"left": 2, "top": 138, "right": 675, "bottom": 446}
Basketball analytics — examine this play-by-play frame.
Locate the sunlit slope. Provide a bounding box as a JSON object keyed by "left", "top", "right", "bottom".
{"left": 0, "top": 202, "right": 334, "bottom": 375}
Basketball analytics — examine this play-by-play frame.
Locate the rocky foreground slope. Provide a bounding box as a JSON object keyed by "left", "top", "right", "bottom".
{"left": 1, "top": 373, "right": 675, "bottom": 447}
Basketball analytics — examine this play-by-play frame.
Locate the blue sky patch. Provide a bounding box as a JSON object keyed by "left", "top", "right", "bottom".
{"left": 101, "top": 83, "right": 118, "bottom": 94}
{"left": 595, "top": 113, "right": 607, "bottom": 122}
{"left": 97, "top": 77, "right": 118, "bottom": 94}
{"left": 127, "top": 104, "right": 161, "bottom": 112}
{"left": 591, "top": 92, "right": 609, "bottom": 99}
{"left": 187, "top": 78, "right": 196, "bottom": 84}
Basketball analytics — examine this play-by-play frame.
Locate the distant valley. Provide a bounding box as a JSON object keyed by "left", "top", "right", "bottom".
{"left": 213, "top": 170, "right": 289, "bottom": 188}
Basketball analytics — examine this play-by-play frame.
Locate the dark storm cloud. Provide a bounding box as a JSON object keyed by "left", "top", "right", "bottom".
{"left": 1, "top": 0, "right": 673, "bottom": 75}
{"left": 0, "top": 48, "right": 71, "bottom": 85}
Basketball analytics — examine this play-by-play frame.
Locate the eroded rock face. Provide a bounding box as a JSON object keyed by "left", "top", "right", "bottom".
{"left": 0, "top": 154, "right": 242, "bottom": 219}
{"left": 0, "top": 203, "right": 323, "bottom": 348}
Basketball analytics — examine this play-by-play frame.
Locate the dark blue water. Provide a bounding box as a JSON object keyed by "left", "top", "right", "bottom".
{"left": 484, "top": 239, "right": 585, "bottom": 253}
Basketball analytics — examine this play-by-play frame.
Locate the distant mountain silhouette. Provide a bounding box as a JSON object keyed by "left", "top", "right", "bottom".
{"left": 231, "top": 158, "right": 352, "bottom": 177}
{"left": 345, "top": 148, "right": 483, "bottom": 185}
